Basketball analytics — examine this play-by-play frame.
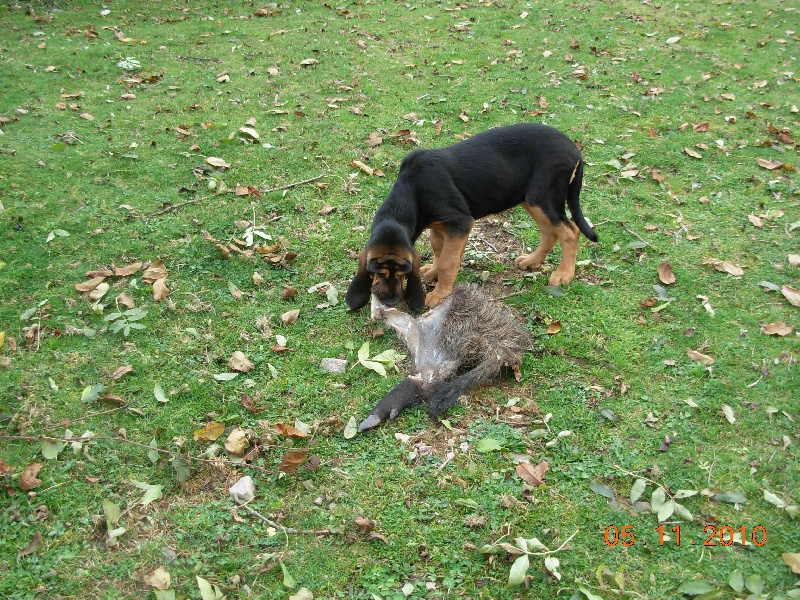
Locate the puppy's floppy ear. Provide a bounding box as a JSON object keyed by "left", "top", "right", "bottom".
{"left": 404, "top": 249, "right": 425, "bottom": 312}
{"left": 346, "top": 249, "right": 372, "bottom": 310}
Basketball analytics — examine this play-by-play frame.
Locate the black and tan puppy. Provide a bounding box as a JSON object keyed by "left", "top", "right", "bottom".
{"left": 345, "top": 122, "right": 598, "bottom": 311}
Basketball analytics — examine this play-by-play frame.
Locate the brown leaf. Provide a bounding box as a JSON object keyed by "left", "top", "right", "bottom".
{"left": 75, "top": 276, "right": 106, "bottom": 292}
{"left": 354, "top": 515, "right": 375, "bottom": 534}
{"left": 364, "top": 132, "right": 383, "bottom": 147}
{"left": 98, "top": 394, "right": 126, "bottom": 406}
{"left": 141, "top": 259, "right": 167, "bottom": 283}
{"left": 781, "top": 285, "right": 800, "bottom": 307}
{"left": 545, "top": 320, "right": 562, "bottom": 335}
{"left": 20, "top": 462, "right": 43, "bottom": 491}
{"left": 692, "top": 122, "right": 709, "bottom": 132}
{"left": 228, "top": 351, "right": 254, "bottom": 373}
{"left": 0, "top": 459, "right": 10, "bottom": 477}
{"left": 281, "top": 309, "right": 300, "bottom": 326}
{"left": 650, "top": 169, "right": 665, "bottom": 184}
{"left": 116, "top": 292, "right": 136, "bottom": 309}
{"left": 756, "top": 158, "right": 783, "bottom": 170}
{"left": 152, "top": 277, "right": 169, "bottom": 301}
{"left": 687, "top": 348, "right": 715, "bottom": 366}
{"left": 239, "top": 393, "right": 266, "bottom": 413}
{"left": 702, "top": 257, "right": 744, "bottom": 277}
{"left": 683, "top": 147, "right": 702, "bottom": 159}
{"left": 224, "top": 428, "right": 249, "bottom": 455}
{"left": 640, "top": 297, "right": 658, "bottom": 308}
{"left": 788, "top": 254, "right": 800, "bottom": 268}
{"left": 657, "top": 261, "right": 676, "bottom": 285}
{"left": 516, "top": 461, "right": 550, "bottom": 487}
{"left": 275, "top": 423, "right": 308, "bottom": 439}
{"left": 85, "top": 268, "right": 114, "bottom": 278}
{"left": 351, "top": 160, "right": 373, "bottom": 176}
{"left": 194, "top": 421, "right": 225, "bottom": 442}
{"left": 783, "top": 553, "right": 800, "bottom": 575}
{"left": 18, "top": 532, "right": 42, "bottom": 558}
{"left": 271, "top": 344, "right": 292, "bottom": 353}
{"left": 113, "top": 261, "right": 143, "bottom": 276}
{"left": 762, "top": 322, "right": 793, "bottom": 336}
{"left": 110, "top": 365, "right": 133, "bottom": 380}
{"left": 144, "top": 567, "right": 171, "bottom": 591}
{"left": 748, "top": 214, "right": 763, "bottom": 228}
{"left": 318, "top": 205, "right": 336, "bottom": 215}
{"left": 283, "top": 285, "right": 298, "bottom": 300}
{"left": 278, "top": 448, "right": 310, "bottom": 474}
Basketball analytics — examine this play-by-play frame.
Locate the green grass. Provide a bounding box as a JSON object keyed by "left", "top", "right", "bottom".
{"left": 1, "top": 0, "right": 798, "bottom": 598}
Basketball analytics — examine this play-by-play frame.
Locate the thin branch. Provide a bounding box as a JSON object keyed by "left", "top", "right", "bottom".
{"left": 39, "top": 407, "right": 126, "bottom": 432}
{"left": 234, "top": 498, "right": 339, "bottom": 536}
{"left": 593, "top": 219, "right": 656, "bottom": 249}
{"left": 146, "top": 196, "right": 210, "bottom": 217}
{"left": 259, "top": 173, "right": 326, "bottom": 194}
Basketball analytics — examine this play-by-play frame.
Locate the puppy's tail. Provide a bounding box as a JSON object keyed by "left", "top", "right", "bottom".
{"left": 425, "top": 357, "right": 502, "bottom": 417}
{"left": 567, "top": 160, "right": 599, "bottom": 243}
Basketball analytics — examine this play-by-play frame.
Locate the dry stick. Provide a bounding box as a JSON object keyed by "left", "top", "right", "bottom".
{"left": 145, "top": 173, "right": 327, "bottom": 217}
{"left": 39, "top": 407, "right": 127, "bottom": 433}
{"left": 594, "top": 219, "right": 656, "bottom": 249}
{"left": 234, "top": 498, "right": 338, "bottom": 536}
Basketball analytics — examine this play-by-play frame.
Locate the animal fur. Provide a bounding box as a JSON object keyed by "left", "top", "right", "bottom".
{"left": 359, "top": 285, "right": 530, "bottom": 432}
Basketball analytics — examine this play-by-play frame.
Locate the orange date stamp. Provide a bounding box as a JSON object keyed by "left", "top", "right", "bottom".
{"left": 604, "top": 524, "right": 767, "bottom": 547}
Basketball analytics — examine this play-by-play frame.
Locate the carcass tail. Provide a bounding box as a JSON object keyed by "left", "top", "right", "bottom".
{"left": 358, "top": 378, "right": 423, "bottom": 432}
{"left": 425, "top": 358, "right": 502, "bottom": 417}
{"left": 567, "top": 160, "right": 598, "bottom": 243}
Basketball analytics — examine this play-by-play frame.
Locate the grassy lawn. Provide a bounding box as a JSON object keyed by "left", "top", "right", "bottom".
{"left": 1, "top": 0, "right": 798, "bottom": 598}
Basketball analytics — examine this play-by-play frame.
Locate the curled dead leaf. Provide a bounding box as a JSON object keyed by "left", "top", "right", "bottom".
{"left": 351, "top": 160, "right": 373, "bottom": 176}
{"left": 229, "top": 351, "right": 254, "bottom": 373}
{"left": 687, "top": 348, "right": 714, "bottom": 366}
{"left": 762, "top": 322, "right": 793, "bottom": 336}
{"left": 110, "top": 365, "right": 133, "bottom": 380}
{"left": 683, "top": 147, "right": 703, "bottom": 159}
{"left": 152, "top": 277, "right": 169, "bottom": 301}
{"left": 283, "top": 285, "right": 298, "bottom": 300}
{"left": 781, "top": 285, "right": 800, "bottom": 307}
{"left": 545, "top": 320, "right": 562, "bottom": 335}
{"left": 75, "top": 277, "right": 106, "bottom": 292}
{"left": 224, "top": 428, "right": 249, "bottom": 455}
{"left": 657, "top": 261, "right": 676, "bottom": 285}
{"left": 194, "top": 421, "right": 225, "bottom": 442}
{"left": 516, "top": 461, "right": 550, "bottom": 487}
{"left": 278, "top": 448, "right": 310, "bottom": 474}
{"left": 280, "top": 309, "right": 300, "bottom": 325}
{"left": 20, "top": 462, "right": 43, "bottom": 491}
{"left": 239, "top": 393, "right": 266, "bottom": 413}
{"left": 748, "top": 214, "right": 763, "bottom": 228}
{"left": 142, "top": 260, "right": 167, "bottom": 283}
{"left": 116, "top": 292, "right": 136, "bottom": 308}
{"left": 18, "top": 532, "right": 42, "bottom": 558}
{"left": 756, "top": 158, "right": 783, "bottom": 170}
{"left": 113, "top": 261, "right": 143, "bottom": 276}
{"left": 354, "top": 515, "right": 375, "bottom": 534}
{"left": 144, "top": 567, "right": 171, "bottom": 590}
{"left": 275, "top": 423, "right": 308, "bottom": 439}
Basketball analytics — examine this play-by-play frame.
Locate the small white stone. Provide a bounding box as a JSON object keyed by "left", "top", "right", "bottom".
{"left": 229, "top": 476, "right": 255, "bottom": 502}
{"left": 319, "top": 358, "right": 347, "bottom": 374}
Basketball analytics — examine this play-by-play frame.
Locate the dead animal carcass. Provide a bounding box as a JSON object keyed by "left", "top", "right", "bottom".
{"left": 359, "top": 285, "right": 530, "bottom": 432}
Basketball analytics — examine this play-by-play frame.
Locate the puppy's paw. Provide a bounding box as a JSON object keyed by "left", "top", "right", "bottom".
{"left": 514, "top": 254, "right": 544, "bottom": 271}
{"left": 425, "top": 289, "right": 449, "bottom": 308}
{"left": 548, "top": 269, "right": 575, "bottom": 286}
{"left": 419, "top": 263, "right": 439, "bottom": 282}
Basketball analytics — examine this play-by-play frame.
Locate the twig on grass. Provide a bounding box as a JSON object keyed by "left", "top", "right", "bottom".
{"left": 233, "top": 498, "right": 339, "bottom": 536}
{"left": 594, "top": 219, "right": 656, "bottom": 249}
{"left": 146, "top": 196, "right": 211, "bottom": 217}
{"left": 258, "top": 173, "right": 327, "bottom": 194}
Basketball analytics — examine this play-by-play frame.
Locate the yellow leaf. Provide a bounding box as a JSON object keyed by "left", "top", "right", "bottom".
{"left": 194, "top": 421, "right": 225, "bottom": 442}
{"left": 687, "top": 348, "right": 714, "bottom": 366}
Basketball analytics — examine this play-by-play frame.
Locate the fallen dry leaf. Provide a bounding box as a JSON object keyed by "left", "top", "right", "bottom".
{"left": 205, "top": 156, "right": 231, "bottom": 170}
{"left": 142, "top": 260, "right": 167, "bottom": 283}
{"left": 194, "top": 421, "right": 225, "bottom": 442}
{"left": 756, "top": 158, "right": 783, "bottom": 170}
{"left": 144, "top": 567, "right": 171, "bottom": 590}
{"left": 110, "top": 365, "right": 134, "bottom": 380}
{"left": 762, "top": 322, "right": 793, "bottom": 336}
{"left": 781, "top": 285, "right": 800, "bottom": 307}
{"left": 545, "top": 320, "right": 562, "bottom": 335}
{"left": 20, "top": 462, "right": 43, "bottom": 490}
{"left": 229, "top": 351, "right": 254, "bottom": 373}
{"left": 152, "top": 277, "right": 169, "bottom": 301}
{"left": 748, "top": 214, "right": 763, "bottom": 228}
{"left": 116, "top": 292, "right": 136, "bottom": 309}
{"left": 658, "top": 261, "right": 676, "bottom": 285}
{"left": 364, "top": 132, "right": 382, "bottom": 147}
{"left": 516, "top": 461, "right": 550, "bottom": 487}
{"left": 353, "top": 515, "right": 374, "bottom": 534}
{"left": 687, "top": 348, "right": 715, "bottom": 366}
{"left": 75, "top": 277, "right": 106, "bottom": 292}
{"left": 351, "top": 159, "right": 373, "bottom": 176}
{"left": 783, "top": 553, "right": 800, "bottom": 575}
{"left": 702, "top": 257, "right": 744, "bottom": 278}
{"left": 278, "top": 448, "right": 310, "bottom": 474}
{"left": 224, "top": 428, "right": 249, "bottom": 455}
{"left": 283, "top": 285, "right": 298, "bottom": 300}
{"left": 683, "top": 147, "right": 703, "bottom": 159}
{"left": 239, "top": 394, "right": 266, "bottom": 413}
{"left": 275, "top": 423, "right": 308, "bottom": 439}
{"left": 788, "top": 254, "right": 800, "bottom": 268}
{"left": 113, "top": 261, "right": 143, "bottom": 277}
{"left": 18, "top": 532, "right": 42, "bottom": 558}
{"left": 721, "top": 404, "right": 736, "bottom": 424}
{"left": 280, "top": 309, "right": 300, "bottom": 325}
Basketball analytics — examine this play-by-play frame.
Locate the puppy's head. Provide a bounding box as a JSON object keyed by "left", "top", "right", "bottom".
{"left": 346, "top": 244, "right": 424, "bottom": 312}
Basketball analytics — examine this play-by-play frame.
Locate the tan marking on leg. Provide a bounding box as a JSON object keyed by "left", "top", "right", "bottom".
{"left": 548, "top": 221, "right": 579, "bottom": 286}
{"left": 425, "top": 231, "right": 470, "bottom": 307}
{"left": 420, "top": 225, "right": 445, "bottom": 282}
{"left": 514, "top": 205, "right": 558, "bottom": 271}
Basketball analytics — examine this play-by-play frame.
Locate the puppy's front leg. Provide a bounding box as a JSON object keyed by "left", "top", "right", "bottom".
{"left": 425, "top": 233, "right": 469, "bottom": 307}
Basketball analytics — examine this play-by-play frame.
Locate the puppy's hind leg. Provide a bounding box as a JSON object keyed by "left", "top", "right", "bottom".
{"left": 514, "top": 204, "right": 558, "bottom": 272}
